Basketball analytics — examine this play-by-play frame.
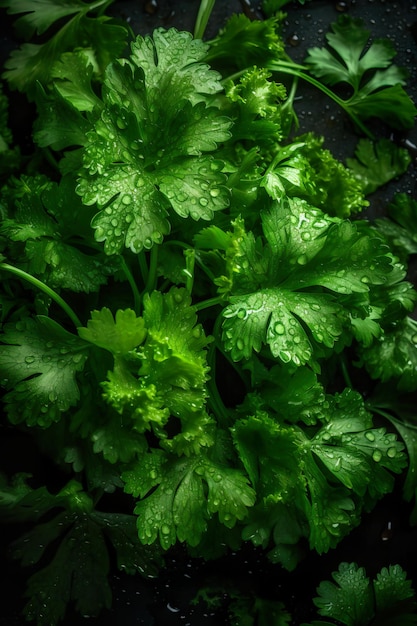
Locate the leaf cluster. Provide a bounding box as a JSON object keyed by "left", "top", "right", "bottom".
{"left": 0, "top": 3, "right": 417, "bottom": 625}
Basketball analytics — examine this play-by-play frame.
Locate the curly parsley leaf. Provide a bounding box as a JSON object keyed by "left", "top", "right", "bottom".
{"left": 76, "top": 29, "right": 231, "bottom": 254}
{"left": 205, "top": 13, "right": 285, "bottom": 72}
{"left": 122, "top": 449, "right": 255, "bottom": 550}
{"left": 305, "top": 562, "right": 417, "bottom": 626}
{"left": 0, "top": 316, "right": 88, "bottom": 427}
{"left": 305, "top": 15, "right": 417, "bottom": 129}
{"left": 262, "top": 134, "right": 368, "bottom": 217}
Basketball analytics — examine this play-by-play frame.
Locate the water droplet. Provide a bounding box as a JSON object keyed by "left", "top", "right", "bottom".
{"left": 274, "top": 322, "right": 285, "bottom": 335}
{"left": 365, "top": 431, "right": 375, "bottom": 442}
{"left": 167, "top": 602, "right": 181, "bottom": 613}
{"left": 387, "top": 447, "right": 397, "bottom": 458}
{"left": 161, "top": 524, "right": 171, "bottom": 535}
{"left": 372, "top": 449, "right": 382, "bottom": 462}
{"left": 297, "top": 254, "right": 308, "bottom": 265}
{"left": 279, "top": 350, "right": 292, "bottom": 363}
{"left": 25, "top": 355, "right": 35, "bottom": 364}
{"left": 237, "top": 308, "right": 247, "bottom": 319}
{"left": 236, "top": 338, "right": 244, "bottom": 351}
{"left": 209, "top": 188, "right": 220, "bottom": 197}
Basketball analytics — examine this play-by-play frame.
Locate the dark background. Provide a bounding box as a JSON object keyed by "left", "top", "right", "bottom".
{"left": 1, "top": 1, "right": 417, "bottom": 625}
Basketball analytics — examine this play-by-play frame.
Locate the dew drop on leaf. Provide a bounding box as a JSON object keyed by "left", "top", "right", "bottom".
{"left": 387, "top": 447, "right": 397, "bottom": 458}
{"left": 372, "top": 449, "right": 382, "bottom": 462}
{"left": 365, "top": 431, "right": 375, "bottom": 442}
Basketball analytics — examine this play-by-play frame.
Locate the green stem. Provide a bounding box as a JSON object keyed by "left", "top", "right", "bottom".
{"left": 138, "top": 251, "right": 149, "bottom": 287}
{"left": 0, "top": 262, "right": 82, "bottom": 328}
{"left": 194, "top": 295, "right": 224, "bottom": 312}
{"left": 266, "top": 60, "right": 375, "bottom": 139}
{"left": 118, "top": 256, "right": 141, "bottom": 313}
{"left": 144, "top": 246, "right": 159, "bottom": 293}
{"left": 340, "top": 354, "right": 353, "bottom": 389}
{"left": 194, "top": 0, "right": 216, "bottom": 40}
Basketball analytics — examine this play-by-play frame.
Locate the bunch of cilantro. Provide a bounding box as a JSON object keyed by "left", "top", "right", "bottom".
{"left": 0, "top": 0, "right": 417, "bottom": 624}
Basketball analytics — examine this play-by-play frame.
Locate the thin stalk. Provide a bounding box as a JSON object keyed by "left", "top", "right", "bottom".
{"left": 144, "top": 246, "right": 159, "bottom": 293}
{"left": 138, "top": 251, "right": 149, "bottom": 287}
{"left": 266, "top": 60, "right": 374, "bottom": 139}
{"left": 339, "top": 354, "right": 353, "bottom": 389}
{"left": 194, "top": 0, "right": 216, "bottom": 40}
{"left": 0, "top": 262, "right": 82, "bottom": 328}
{"left": 118, "top": 255, "right": 141, "bottom": 313}
{"left": 194, "top": 295, "right": 224, "bottom": 312}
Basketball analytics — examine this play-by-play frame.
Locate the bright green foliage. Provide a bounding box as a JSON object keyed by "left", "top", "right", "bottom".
{"left": 216, "top": 197, "right": 396, "bottom": 365}
{"left": 1, "top": 5, "right": 417, "bottom": 626}
{"left": 233, "top": 389, "right": 406, "bottom": 559}
{"left": 123, "top": 448, "right": 255, "bottom": 550}
{"left": 262, "top": 134, "right": 368, "bottom": 217}
{"left": 76, "top": 28, "right": 231, "bottom": 254}
{"left": 225, "top": 67, "right": 287, "bottom": 145}
{"left": 303, "top": 562, "right": 417, "bottom": 626}
{"left": 359, "top": 316, "right": 417, "bottom": 392}
{"left": 78, "top": 307, "right": 146, "bottom": 355}
{"left": 346, "top": 138, "right": 411, "bottom": 195}
{"left": 79, "top": 288, "right": 214, "bottom": 454}
{"left": 0, "top": 316, "right": 88, "bottom": 426}
{"left": 0, "top": 0, "right": 128, "bottom": 98}
{"left": 205, "top": 13, "right": 285, "bottom": 71}
{"left": 305, "top": 15, "right": 417, "bottom": 129}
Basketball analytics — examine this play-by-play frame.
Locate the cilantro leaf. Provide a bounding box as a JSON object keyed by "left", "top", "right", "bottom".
{"left": 304, "top": 15, "right": 417, "bottom": 129}
{"left": 0, "top": 0, "right": 108, "bottom": 38}
{"left": 0, "top": 316, "right": 88, "bottom": 426}
{"left": 373, "top": 193, "right": 417, "bottom": 262}
{"left": 359, "top": 316, "right": 417, "bottom": 392}
{"left": 78, "top": 307, "right": 146, "bottom": 355}
{"left": 308, "top": 562, "right": 417, "bottom": 626}
{"left": 0, "top": 175, "right": 113, "bottom": 292}
{"left": 217, "top": 197, "right": 395, "bottom": 365}
{"left": 1, "top": 7, "right": 128, "bottom": 99}
{"left": 3, "top": 476, "right": 161, "bottom": 625}
{"left": 76, "top": 29, "right": 231, "bottom": 254}
{"left": 122, "top": 449, "right": 255, "bottom": 550}
{"left": 313, "top": 562, "right": 374, "bottom": 625}
{"left": 233, "top": 389, "right": 406, "bottom": 559}
{"left": 346, "top": 138, "right": 411, "bottom": 195}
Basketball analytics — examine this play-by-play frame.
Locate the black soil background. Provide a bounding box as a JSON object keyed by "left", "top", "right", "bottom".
{"left": 1, "top": 1, "right": 417, "bottom": 625}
